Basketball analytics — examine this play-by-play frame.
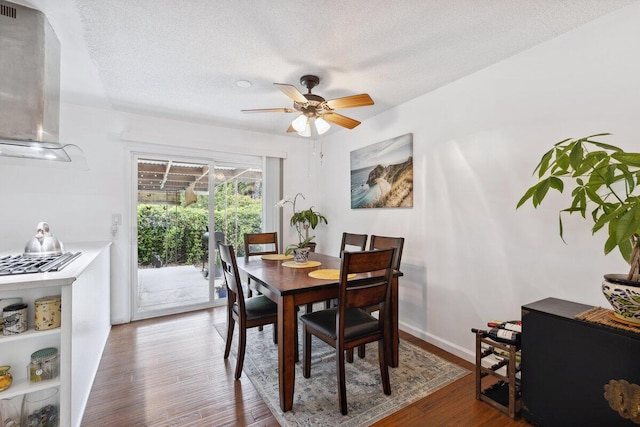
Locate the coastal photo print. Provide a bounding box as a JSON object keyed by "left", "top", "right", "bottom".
{"left": 350, "top": 133, "right": 413, "bottom": 209}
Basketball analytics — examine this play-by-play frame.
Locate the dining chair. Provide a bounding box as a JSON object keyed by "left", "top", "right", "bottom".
{"left": 340, "top": 232, "right": 368, "bottom": 256}
{"left": 323, "top": 232, "right": 369, "bottom": 311}
{"left": 218, "top": 242, "right": 278, "bottom": 380}
{"left": 240, "top": 232, "right": 301, "bottom": 361}
{"left": 355, "top": 234, "right": 405, "bottom": 359}
{"left": 369, "top": 235, "right": 404, "bottom": 271}
{"left": 244, "top": 232, "right": 279, "bottom": 257}
{"left": 243, "top": 232, "right": 279, "bottom": 299}
{"left": 299, "top": 248, "right": 396, "bottom": 415}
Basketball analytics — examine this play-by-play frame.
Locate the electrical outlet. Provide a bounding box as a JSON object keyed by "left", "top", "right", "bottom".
{"left": 112, "top": 214, "right": 122, "bottom": 226}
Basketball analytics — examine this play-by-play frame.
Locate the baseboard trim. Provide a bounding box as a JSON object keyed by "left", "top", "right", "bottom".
{"left": 399, "top": 321, "right": 474, "bottom": 364}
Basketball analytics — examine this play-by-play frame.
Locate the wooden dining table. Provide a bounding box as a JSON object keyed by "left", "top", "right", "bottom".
{"left": 238, "top": 251, "right": 402, "bottom": 412}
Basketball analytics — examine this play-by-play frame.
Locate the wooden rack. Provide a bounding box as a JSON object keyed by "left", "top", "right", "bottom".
{"left": 474, "top": 331, "right": 521, "bottom": 419}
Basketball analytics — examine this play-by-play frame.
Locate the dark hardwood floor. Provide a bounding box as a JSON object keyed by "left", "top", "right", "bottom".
{"left": 81, "top": 307, "right": 531, "bottom": 426}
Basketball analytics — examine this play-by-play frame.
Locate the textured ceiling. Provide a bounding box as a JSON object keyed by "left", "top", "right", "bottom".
{"left": 12, "top": 0, "right": 639, "bottom": 137}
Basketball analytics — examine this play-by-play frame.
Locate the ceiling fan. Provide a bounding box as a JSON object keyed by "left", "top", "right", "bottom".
{"left": 241, "top": 75, "right": 374, "bottom": 136}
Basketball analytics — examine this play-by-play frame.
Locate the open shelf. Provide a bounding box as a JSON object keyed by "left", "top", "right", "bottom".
{"left": 0, "top": 377, "right": 60, "bottom": 400}
{"left": 0, "top": 327, "right": 60, "bottom": 343}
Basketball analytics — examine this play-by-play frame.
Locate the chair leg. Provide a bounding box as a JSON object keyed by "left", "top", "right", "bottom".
{"left": 337, "top": 344, "right": 348, "bottom": 415}
{"left": 272, "top": 321, "right": 277, "bottom": 344}
{"left": 295, "top": 317, "right": 300, "bottom": 363}
{"left": 224, "top": 318, "right": 235, "bottom": 359}
{"left": 346, "top": 348, "right": 354, "bottom": 363}
{"left": 293, "top": 306, "right": 303, "bottom": 363}
{"left": 303, "top": 326, "right": 312, "bottom": 378}
{"left": 358, "top": 344, "right": 366, "bottom": 358}
{"left": 378, "top": 339, "right": 391, "bottom": 395}
{"left": 235, "top": 326, "right": 247, "bottom": 380}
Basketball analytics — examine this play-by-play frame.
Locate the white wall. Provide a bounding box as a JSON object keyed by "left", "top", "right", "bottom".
{"left": 313, "top": 3, "right": 640, "bottom": 361}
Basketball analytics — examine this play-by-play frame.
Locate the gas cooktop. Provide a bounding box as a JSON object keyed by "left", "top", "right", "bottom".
{"left": 0, "top": 252, "right": 82, "bottom": 276}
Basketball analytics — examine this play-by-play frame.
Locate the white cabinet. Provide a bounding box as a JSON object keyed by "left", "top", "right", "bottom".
{"left": 0, "top": 242, "right": 111, "bottom": 427}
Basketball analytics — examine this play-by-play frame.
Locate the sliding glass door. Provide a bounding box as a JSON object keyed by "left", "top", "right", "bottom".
{"left": 133, "top": 154, "right": 265, "bottom": 320}
{"left": 210, "top": 162, "right": 265, "bottom": 301}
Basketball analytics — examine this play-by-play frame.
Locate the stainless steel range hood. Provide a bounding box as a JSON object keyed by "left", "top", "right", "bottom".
{"left": 0, "top": 1, "right": 84, "bottom": 163}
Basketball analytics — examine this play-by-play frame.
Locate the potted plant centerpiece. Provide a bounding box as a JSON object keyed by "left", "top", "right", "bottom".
{"left": 276, "top": 193, "right": 328, "bottom": 263}
{"left": 517, "top": 133, "right": 640, "bottom": 324}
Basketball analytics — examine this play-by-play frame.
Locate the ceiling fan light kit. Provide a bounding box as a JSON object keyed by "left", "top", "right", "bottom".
{"left": 298, "top": 124, "right": 311, "bottom": 137}
{"left": 291, "top": 114, "right": 308, "bottom": 132}
{"left": 315, "top": 117, "right": 330, "bottom": 134}
{"left": 292, "top": 116, "right": 331, "bottom": 137}
{"left": 241, "top": 74, "right": 374, "bottom": 137}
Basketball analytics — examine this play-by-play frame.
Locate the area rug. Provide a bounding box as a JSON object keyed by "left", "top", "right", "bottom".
{"left": 215, "top": 322, "right": 469, "bottom": 426}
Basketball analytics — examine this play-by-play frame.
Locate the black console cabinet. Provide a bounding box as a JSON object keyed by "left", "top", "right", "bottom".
{"left": 521, "top": 297, "right": 640, "bottom": 427}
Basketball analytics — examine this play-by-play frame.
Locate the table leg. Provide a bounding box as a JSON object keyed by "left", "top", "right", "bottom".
{"left": 277, "top": 294, "right": 297, "bottom": 412}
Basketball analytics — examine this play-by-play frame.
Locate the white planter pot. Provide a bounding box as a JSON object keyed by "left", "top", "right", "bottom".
{"left": 601, "top": 274, "right": 640, "bottom": 325}
{"left": 293, "top": 247, "right": 310, "bottom": 264}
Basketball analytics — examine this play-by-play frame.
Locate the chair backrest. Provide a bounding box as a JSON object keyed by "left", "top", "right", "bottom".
{"left": 244, "top": 232, "right": 279, "bottom": 257}
{"left": 217, "top": 242, "right": 246, "bottom": 311}
{"left": 338, "top": 248, "right": 396, "bottom": 328}
{"left": 339, "top": 232, "right": 368, "bottom": 256}
{"left": 369, "top": 235, "right": 405, "bottom": 271}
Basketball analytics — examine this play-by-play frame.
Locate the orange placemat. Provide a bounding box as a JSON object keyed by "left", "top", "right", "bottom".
{"left": 281, "top": 260, "right": 322, "bottom": 269}
{"left": 308, "top": 269, "right": 356, "bottom": 280}
{"left": 261, "top": 254, "right": 293, "bottom": 260}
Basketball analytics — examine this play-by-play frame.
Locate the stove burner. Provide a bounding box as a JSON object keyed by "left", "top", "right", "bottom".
{"left": 0, "top": 252, "right": 82, "bottom": 276}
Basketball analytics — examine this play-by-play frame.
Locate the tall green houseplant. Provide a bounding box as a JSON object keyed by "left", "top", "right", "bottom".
{"left": 276, "top": 193, "right": 328, "bottom": 254}
{"left": 517, "top": 133, "right": 640, "bottom": 281}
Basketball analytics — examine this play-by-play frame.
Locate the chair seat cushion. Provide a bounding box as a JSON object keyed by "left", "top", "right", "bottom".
{"left": 300, "top": 308, "right": 378, "bottom": 340}
{"left": 233, "top": 295, "right": 277, "bottom": 320}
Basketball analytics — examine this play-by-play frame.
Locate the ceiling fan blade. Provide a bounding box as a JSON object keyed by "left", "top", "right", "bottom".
{"left": 325, "top": 94, "right": 374, "bottom": 110}
{"left": 274, "top": 83, "right": 308, "bottom": 104}
{"left": 322, "top": 112, "right": 361, "bottom": 129}
{"left": 286, "top": 125, "right": 297, "bottom": 133}
{"left": 241, "top": 107, "right": 296, "bottom": 113}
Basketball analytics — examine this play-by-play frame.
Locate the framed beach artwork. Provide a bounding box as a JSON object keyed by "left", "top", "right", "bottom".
{"left": 350, "top": 133, "right": 413, "bottom": 209}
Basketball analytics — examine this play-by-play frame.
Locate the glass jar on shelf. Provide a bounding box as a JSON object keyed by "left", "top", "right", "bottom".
{"left": 28, "top": 348, "right": 59, "bottom": 383}
{"left": 0, "top": 394, "right": 21, "bottom": 427}
{"left": 21, "top": 387, "right": 59, "bottom": 427}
